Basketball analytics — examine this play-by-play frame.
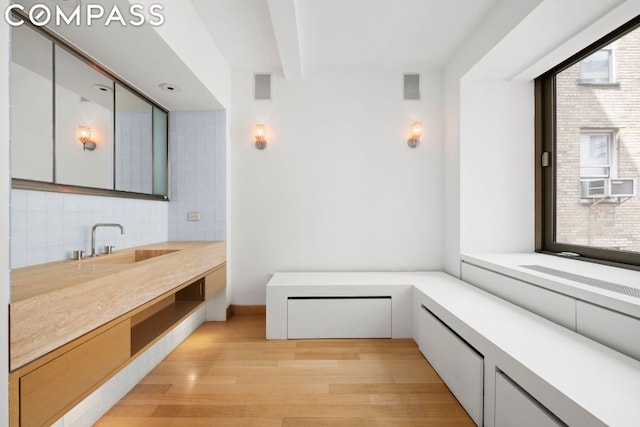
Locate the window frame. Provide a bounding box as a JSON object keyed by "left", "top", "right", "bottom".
{"left": 535, "top": 14, "right": 640, "bottom": 270}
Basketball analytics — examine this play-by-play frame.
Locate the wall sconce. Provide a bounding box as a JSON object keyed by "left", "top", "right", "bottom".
{"left": 407, "top": 121, "right": 422, "bottom": 148}
{"left": 77, "top": 125, "right": 96, "bottom": 151}
{"left": 254, "top": 123, "right": 267, "bottom": 150}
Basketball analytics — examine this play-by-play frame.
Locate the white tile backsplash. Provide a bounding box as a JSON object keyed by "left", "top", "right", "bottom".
{"left": 10, "top": 191, "right": 169, "bottom": 268}
{"left": 27, "top": 190, "right": 46, "bottom": 210}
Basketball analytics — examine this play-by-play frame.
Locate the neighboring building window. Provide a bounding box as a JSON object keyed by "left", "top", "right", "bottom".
{"left": 580, "top": 131, "right": 614, "bottom": 179}
{"left": 536, "top": 17, "right": 640, "bottom": 267}
{"left": 579, "top": 45, "right": 615, "bottom": 83}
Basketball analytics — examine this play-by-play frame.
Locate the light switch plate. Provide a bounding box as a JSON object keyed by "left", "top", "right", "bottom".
{"left": 187, "top": 212, "right": 201, "bottom": 221}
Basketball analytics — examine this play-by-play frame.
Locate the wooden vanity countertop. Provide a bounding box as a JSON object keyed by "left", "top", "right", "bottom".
{"left": 10, "top": 241, "right": 226, "bottom": 371}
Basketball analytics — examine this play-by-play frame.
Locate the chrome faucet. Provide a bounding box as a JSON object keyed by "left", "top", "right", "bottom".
{"left": 90, "top": 223, "right": 125, "bottom": 257}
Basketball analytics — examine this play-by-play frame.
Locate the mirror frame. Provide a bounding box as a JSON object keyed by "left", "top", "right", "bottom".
{"left": 10, "top": 12, "right": 170, "bottom": 201}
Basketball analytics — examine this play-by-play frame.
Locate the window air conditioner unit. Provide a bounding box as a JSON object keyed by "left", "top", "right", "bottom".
{"left": 608, "top": 178, "right": 636, "bottom": 197}
{"left": 581, "top": 179, "right": 607, "bottom": 198}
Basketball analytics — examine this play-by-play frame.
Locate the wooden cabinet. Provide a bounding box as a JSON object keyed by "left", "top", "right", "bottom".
{"left": 417, "top": 304, "right": 484, "bottom": 426}
{"left": 19, "top": 321, "right": 130, "bottom": 427}
{"left": 204, "top": 263, "right": 226, "bottom": 299}
{"left": 130, "top": 278, "right": 204, "bottom": 355}
{"left": 10, "top": 262, "right": 226, "bottom": 426}
{"left": 495, "top": 371, "right": 566, "bottom": 427}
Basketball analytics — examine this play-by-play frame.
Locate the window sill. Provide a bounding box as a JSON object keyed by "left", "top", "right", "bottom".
{"left": 460, "top": 252, "right": 640, "bottom": 319}
{"left": 577, "top": 81, "right": 620, "bottom": 87}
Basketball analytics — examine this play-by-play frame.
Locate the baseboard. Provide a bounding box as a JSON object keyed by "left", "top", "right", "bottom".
{"left": 228, "top": 305, "right": 266, "bottom": 316}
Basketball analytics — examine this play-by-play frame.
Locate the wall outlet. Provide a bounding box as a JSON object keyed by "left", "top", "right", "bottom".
{"left": 187, "top": 212, "right": 201, "bottom": 221}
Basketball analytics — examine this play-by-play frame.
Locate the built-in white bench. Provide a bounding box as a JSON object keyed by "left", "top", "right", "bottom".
{"left": 266, "top": 272, "right": 414, "bottom": 339}
{"left": 266, "top": 271, "right": 640, "bottom": 427}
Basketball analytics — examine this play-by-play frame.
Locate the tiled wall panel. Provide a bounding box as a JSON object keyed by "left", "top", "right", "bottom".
{"left": 10, "top": 190, "right": 168, "bottom": 268}
{"left": 168, "top": 110, "right": 226, "bottom": 241}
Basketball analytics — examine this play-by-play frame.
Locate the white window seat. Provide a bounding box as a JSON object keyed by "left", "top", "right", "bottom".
{"left": 461, "top": 252, "right": 640, "bottom": 319}
{"left": 461, "top": 252, "right": 640, "bottom": 360}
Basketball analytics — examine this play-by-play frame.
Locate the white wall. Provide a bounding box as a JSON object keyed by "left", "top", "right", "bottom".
{"left": 459, "top": 78, "right": 534, "bottom": 254}
{"left": 230, "top": 67, "right": 444, "bottom": 304}
{"left": 443, "top": 0, "right": 544, "bottom": 277}
{"left": 443, "top": 74, "right": 462, "bottom": 277}
{"left": 1, "top": 0, "right": 10, "bottom": 423}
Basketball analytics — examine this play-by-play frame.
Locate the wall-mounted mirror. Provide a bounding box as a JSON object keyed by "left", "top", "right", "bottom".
{"left": 116, "top": 83, "right": 153, "bottom": 194}
{"left": 10, "top": 22, "right": 168, "bottom": 199}
{"left": 10, "top": 24, "right": 53, "bottom": 182}
{"left": 152, "top": 106, "right": 168, "bottom": 196}
{"left": 55, "top": 46, "right": 114, "bottom": 189}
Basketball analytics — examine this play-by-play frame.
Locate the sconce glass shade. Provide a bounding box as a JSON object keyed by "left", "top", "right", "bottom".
{"left": 408, "top": 121, "right": 422, "bottom": 148}
{"left": 77, "top": 125, "right": 96, "bottom": 151}
{"left": 255, "top": 123, "right": 267, "bottom": 150}
{"left": 77, "top": 125, "right": 91, "bottom": 142}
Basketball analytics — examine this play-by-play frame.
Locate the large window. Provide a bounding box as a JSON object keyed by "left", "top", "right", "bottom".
{"left": 536, "top": 16, "right": 640, "bottom": 268}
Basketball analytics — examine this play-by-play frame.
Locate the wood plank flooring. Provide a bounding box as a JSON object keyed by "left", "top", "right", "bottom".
{"left": 96, "top": 314, "right": 474, "bottom": 427}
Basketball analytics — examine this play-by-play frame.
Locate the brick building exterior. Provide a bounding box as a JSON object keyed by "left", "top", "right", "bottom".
{"left": 555, "top": 26, "right": 640, "bottom": 251}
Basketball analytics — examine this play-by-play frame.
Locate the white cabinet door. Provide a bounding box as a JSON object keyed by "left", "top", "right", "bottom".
{"left": 287, "top": 297, "right": 392, "bottom": 339}
{"left": 418, "top": 305, "right": 484, "bottom": 426}
{"left": 495, "top": 371, "right": 565, "bottom": 427}
{"left": 576, "top": 300, "right": 640, "bottom": 360}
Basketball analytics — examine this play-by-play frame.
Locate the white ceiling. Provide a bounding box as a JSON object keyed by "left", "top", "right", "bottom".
{"left": 20, "top": 0, "right": 228, "bottom": 110}
{"left": 19, "top": 0, "right": 499, "bottom": 110}
{"left": 194, "top": 0, "right": 499, "bottom": 70}
{"left": 191, "top": 0, "right": 283, "bottom": 70}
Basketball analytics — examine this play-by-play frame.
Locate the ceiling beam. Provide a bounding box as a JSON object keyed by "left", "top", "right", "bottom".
{"left": 267, "top": 0, "right": 303, "bottom": 79}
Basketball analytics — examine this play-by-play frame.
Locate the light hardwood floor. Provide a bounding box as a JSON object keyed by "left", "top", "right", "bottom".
{"left": 96, "top": 314, "right": 474, "bottom": 426}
